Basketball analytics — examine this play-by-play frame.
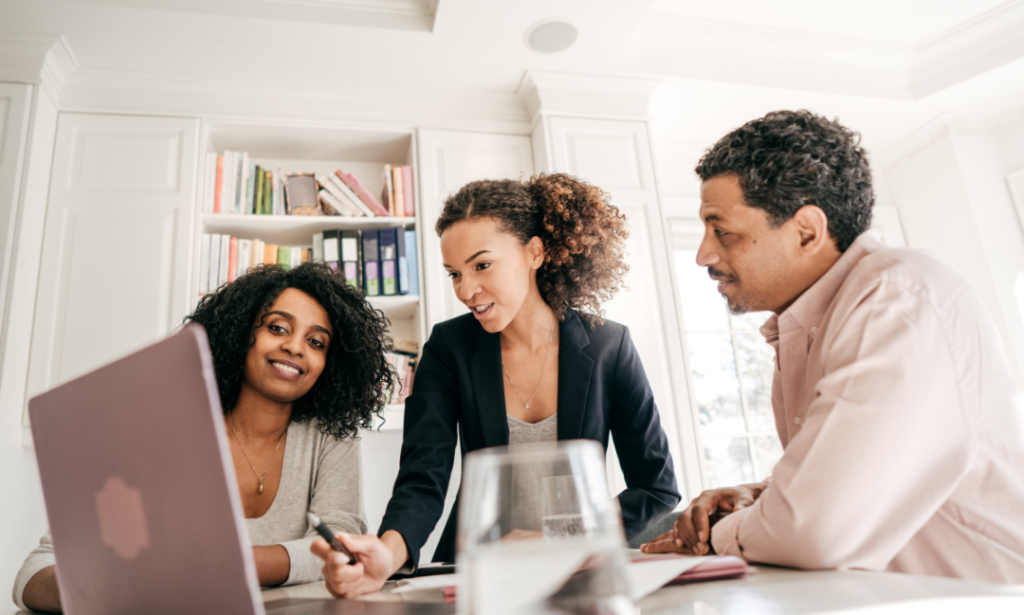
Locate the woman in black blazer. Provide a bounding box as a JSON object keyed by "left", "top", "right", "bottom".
{"left": 311, "top": 174, "right": 680, "bottom": 599}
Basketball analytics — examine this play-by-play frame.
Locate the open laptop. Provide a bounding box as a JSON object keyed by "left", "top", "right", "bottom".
{"left": 29, "top": 325, "right": 265, "bottom": 615}
{"left": 30, "top": 325, "right": 454, "bottom": 615}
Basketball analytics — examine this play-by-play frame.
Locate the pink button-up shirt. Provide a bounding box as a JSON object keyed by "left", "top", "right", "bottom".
{"left": 710, "top": 233, "right": 1024, "bottom": 583}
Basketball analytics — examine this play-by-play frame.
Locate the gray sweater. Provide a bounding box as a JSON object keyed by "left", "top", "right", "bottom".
{"left": 12, "top": 419, "right": 366, "bottom": 610}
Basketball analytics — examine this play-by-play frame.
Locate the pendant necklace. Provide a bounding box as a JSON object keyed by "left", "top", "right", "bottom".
{"left": 502, "top": 317, "right": 556, "bottom": 410}
{"left": 229, "top": 416, "right": 287, "bottom": 495}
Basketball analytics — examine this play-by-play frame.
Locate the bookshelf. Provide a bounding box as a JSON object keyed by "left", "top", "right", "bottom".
{"left": 192, "top": 121, "right": 426, "bottom": 431}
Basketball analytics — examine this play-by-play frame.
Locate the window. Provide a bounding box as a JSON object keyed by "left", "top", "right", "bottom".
{"left": 672, "top": 246, "right": 783, "bottom": 489}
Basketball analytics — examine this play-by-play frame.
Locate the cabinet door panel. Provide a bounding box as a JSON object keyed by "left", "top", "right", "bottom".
{"left": 27, "top": 114, "right": 197, "bottom": 401}
{"left": 547, "top": 115, "right": 699, "bottom": 500}
{"left": 417, "top": 129, "right": 534, "bottom": 328}
{"left": 0, "top": 83, "right": 32, "bottom": 347}
{"left": 69, "top": 128, "right": 183, "bottom": 194}
{"left": 57, "top": 212, "right": 176, "bottom": 383}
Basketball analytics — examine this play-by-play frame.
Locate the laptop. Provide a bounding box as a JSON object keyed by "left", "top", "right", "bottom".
{"left": 29, "top": 325, "right": 265, "bottom": 615}
{"left": 30, "top": 325, "right": 455, "bottom": 615}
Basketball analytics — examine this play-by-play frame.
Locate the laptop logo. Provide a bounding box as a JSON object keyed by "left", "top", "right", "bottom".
{"left": 95, "top": 476, "right": 150, "bottom": 561}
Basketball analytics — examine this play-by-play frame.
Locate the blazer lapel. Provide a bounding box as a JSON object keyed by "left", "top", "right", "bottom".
{"left": 557, "top": 311, "right": 594, "bottom": 441}
{"left": 468, "top": 324, "right": 509, "bottom": 447}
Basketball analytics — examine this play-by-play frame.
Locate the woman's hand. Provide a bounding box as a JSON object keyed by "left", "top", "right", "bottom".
{"left": 310, "top": 533, "right": 395, "bottom": 599}
{"left": 641, "top": 481, "right": 768, "bottom": 555}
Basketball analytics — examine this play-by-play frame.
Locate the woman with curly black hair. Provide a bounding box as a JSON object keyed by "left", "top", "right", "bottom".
{"left": 311, "top": 173, "right": 680, "bottom": 599}
{"left": 17, "top": 262, "right": 393, "bottom": 611}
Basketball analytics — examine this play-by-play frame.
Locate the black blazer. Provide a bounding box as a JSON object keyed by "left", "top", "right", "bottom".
{"left": 378, "top": 309, "right": 680, "bottom": 568}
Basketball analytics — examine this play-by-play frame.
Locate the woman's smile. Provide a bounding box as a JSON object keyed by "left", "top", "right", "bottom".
{"left": 268, "top": 358, "right": 304, "bottom": 380}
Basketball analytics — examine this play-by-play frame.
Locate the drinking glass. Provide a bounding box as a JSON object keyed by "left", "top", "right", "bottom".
{"left": 458, "top": 440, "right": 635, "bottom": 615}
{"left": 541, "top": 475, "right": 597, "bottom": 540}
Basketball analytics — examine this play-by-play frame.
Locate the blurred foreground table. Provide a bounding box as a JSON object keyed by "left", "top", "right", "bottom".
{"left": 260, "top": 565, "right": 1024, "bottom": 615}
{"left": 8, "top": 566, "right": 1024, "bottom": 614}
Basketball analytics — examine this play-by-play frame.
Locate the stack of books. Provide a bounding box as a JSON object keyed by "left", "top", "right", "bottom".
{"left": 198, "top": 235, "right": 312, "bottom": 295}
{"left": 201, "top": 151, "right": 286, "bottom": 215}
{"left": 201, "top": 150, "right": 415, "bottom": 218}
{"left": 199, "top": 228, "right": 419, "bottom": 298}
{"left": 316, "top": 168, "right": 415, "bottom": 218}
{"left": 387, "top": 339, "right": 419, "bottom": 405}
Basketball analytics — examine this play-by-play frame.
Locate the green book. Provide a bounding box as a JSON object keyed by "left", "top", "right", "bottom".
{"left": 277, "top": 244, "right": 291, "bottom": 270}
{"left": 263, "top": 171, "right": 273, "bottom": 215}
{"left": 254, "top": 167, "right": 265, "bottom": 215}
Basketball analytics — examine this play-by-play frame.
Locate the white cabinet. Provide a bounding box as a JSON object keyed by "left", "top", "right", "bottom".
{"left": 416, "top": 129, "right": 535, "bottom": 327}
{"left": 0, "top": 83, "right": 32, "bottom": 335}
{"left": 26, "top": 113, "right": 199, "bottom": 401}
{"left": 543, "top": 115, "right": 698, "bottom": 500}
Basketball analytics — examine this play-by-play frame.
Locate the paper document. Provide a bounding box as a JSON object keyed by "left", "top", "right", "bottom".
{"left": 392, "top": 573, "right": 463, "bottom": 593}
{"left": 626, "top": 556, "right": 713, "bottom": 599}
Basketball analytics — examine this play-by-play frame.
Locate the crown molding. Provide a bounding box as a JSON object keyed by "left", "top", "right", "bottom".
{"left": 61, "top": 0, "right": 438, "bottom": 32}
{"left": 60, "top": 68, "right": 531, "bottom": 134}
{"left": 618, "top": 15, "right": 913, "bottom": 100}
{"left": 911, "top": 0, "right": 1024, "bottom": 98}
{"left": 517, "top": 70, "right": 665, "bottom": 122}
{"left": 38, "top": 37, "right": 78, "bottom": 104}
{"left": 0, "top": 34, "right": 78, "bottom": 102}
{"left": 621, "top": 2, "right": 1024, "bottom": 100}
{"left": 875, "top": 101, "right": 1024, "bottom": 170}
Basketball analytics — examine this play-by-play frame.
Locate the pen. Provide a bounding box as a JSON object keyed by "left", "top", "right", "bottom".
{"left": 307, "top": 512, "right": 355, "bottom": 564}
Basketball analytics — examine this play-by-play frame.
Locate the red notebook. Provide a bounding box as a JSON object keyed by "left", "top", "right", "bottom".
{"left": 631, "top": 553, "right": 749, "bottom": 585}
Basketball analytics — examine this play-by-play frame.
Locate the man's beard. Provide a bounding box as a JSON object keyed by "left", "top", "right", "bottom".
{"left": 708, "top": 266, "right": 752, "bottom": 314}
{"left": 726, "top": 297, "right": 756, "bottom": 315}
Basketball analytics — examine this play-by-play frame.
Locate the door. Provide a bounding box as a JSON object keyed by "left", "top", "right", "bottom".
{"left": 25, "top": 113, "right": 198, "bottom": 409}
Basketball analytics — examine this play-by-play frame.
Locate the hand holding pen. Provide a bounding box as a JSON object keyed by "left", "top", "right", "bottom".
{"left": 307, "top": 512, "right": 397, "bottom": 599}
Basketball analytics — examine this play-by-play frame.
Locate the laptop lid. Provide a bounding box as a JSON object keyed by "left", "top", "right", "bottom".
{"left": 29, "top": 325, "right": 264, "bottom": 615}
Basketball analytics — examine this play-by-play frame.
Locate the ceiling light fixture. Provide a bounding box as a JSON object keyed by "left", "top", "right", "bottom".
{"left": 525, "top": 19, "right": 578, "bottom": 54}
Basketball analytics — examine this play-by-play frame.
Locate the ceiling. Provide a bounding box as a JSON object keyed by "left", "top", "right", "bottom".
{"left": 2, "top": 0, "right": 1024, "bottom": 159}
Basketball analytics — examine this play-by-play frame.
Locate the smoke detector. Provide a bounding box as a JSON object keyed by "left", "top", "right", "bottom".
{"left": 525, "top": 19, "right": 578, "bottom": 54}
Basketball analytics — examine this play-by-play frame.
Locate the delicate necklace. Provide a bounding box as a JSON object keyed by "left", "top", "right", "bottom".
{"left": 502, "top": 317, "right": 556, "bottom": 410}
{"left": 228, "top": 416, "right": 287, "bottom": 495}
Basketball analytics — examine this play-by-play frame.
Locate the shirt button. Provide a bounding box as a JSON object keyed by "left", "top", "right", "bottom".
{"left": 811, "top": 326, "right": 818, "bottom": 334}
{"left": 794, "top": 416, "right": 802, "bottom": 425}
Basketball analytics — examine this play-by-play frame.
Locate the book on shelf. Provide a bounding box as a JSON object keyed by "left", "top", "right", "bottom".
{"left": 338, "top": 171, "right": 390, "bottom": 217}
{"left": 203, "top": 149, "right": 413, "bottom": 218}
{"left": 387, "top": 338, "right": 419, "bottom": 404}
{"left": 382, "top": 164, "right": 395, "bottom": 216}
{"left": 362, "top": 230, "right": 381, "bottom": 297}
{"left": 402, "top": 166, "right": 415, "bottom": 217}
{"left": 198, "top": 226, "right": 416, "bottom": 298}
{"left": 392, "top": 165, "right": 405, "bottom": 218}
{"left": 404, "top": 230, "right": 419, "bottom": 296}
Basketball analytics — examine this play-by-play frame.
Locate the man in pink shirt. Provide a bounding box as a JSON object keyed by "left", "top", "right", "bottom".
{"left": 642, "top": 110, "right": 1024, "bottom": 583}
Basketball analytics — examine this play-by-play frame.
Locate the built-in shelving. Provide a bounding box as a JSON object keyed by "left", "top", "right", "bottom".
{"left": 202, "top": 214, "right": 416, "bottom": 246}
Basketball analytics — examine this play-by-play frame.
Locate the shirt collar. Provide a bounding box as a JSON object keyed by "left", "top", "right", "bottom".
{"left": 761, "top": 232, "right": 887, "bottom": 340}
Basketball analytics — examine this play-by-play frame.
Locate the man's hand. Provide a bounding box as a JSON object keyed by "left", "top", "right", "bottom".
{"left": 311, "top": 533, "right": 394, "bottom": 599}
{"left": 640, "top": 482, "right": 768, "bottom": 555}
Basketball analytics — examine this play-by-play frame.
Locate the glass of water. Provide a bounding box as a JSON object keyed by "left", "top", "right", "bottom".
{"left": 541, "top": 475, "right": 597, "bottom": 540}
{"left": 458, "top": 440, "right": 634, "bottom": 615}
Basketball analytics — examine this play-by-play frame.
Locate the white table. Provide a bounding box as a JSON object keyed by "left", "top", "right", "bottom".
{"left": 9, "top": 567, "right": 1024, "bottom": 614}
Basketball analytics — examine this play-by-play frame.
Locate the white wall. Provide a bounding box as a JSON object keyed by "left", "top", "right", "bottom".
{"left": 884, "top": 128, "right": 1024, "bottom": 383}
{"left": 0, "top": 85, "right": 59, "bottom": 599}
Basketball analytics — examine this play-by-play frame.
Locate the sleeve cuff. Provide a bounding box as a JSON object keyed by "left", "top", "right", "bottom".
{"left": 13, "top": 554, "right": 56, "bottom": 611}
{"left": 710, "top": 506, "right": 750, "bottom": 558}
{"left": 279, "top": 536, "right": 322, "bottom": 586}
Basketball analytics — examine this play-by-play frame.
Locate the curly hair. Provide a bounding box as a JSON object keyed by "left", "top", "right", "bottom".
{"left": 183, "top": 262, "right": 393, "bottom": 439}
{"left": 435, "top": 173, "right": 629, "bottom": 324}
{"left": 695, "top": 109, "right": 874, "bottom": 252}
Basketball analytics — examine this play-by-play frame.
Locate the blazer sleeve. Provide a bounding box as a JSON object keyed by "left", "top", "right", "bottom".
{"left": 608, "top": 326, "right": 682, "bottom": 539}
{"left": 377, "top": 324, "right": 460, "bottom": 572}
